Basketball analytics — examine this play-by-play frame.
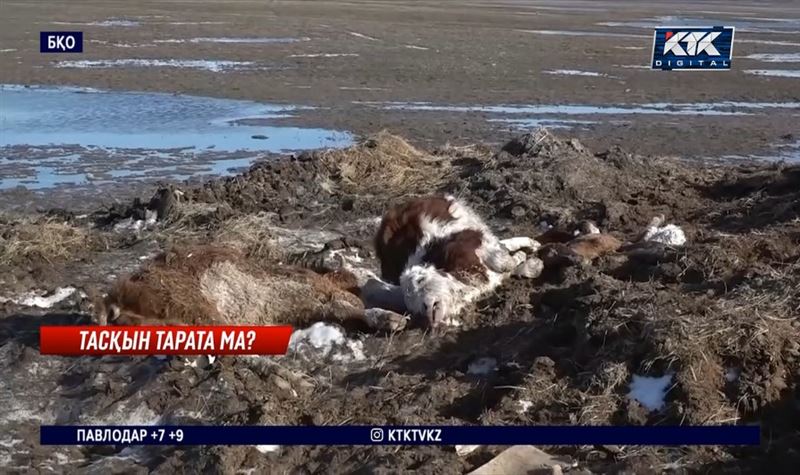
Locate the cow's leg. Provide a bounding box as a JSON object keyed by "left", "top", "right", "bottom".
{"left": 500, "top": 237, "right": 540, "bottom": 254}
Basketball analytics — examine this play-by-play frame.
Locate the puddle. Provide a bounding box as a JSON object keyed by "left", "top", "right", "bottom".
{"left": 720, "top": 140, "right": 800, "bottom": 163}
{"left": 488, "top": 118, "right": 599, "bottom": 130}
{"left": 54, "top": 59, "right": 261, "bottom": 72}
{"left": 0, "top": 85, "right": 353, "bottom": 190}
{"left": 0, "top": 167, "right": 89, "bottom": 190}
{"left": 744, "top": 53, "right": 800, "bottom": 63}
{"left": 153, "top": 37, "right": 309, "bottom": 44}
{"left": 744, "top": 70, "right": 800, "bottom": 78}
{"left": 356, "top": 101, "right": 799, "bottom": 144}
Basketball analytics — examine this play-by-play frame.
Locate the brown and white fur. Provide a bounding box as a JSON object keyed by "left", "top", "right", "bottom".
{"left": 537, "top": 220, "right": 623, "bottom": 268}
{"left": 374, "top": 195, "right": 540, "bottom": 326}
{"left": 95, "top": 245, "right": 406, "bottom": 331}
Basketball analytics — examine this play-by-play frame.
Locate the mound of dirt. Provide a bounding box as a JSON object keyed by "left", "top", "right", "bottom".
{"left": 462, "top": 129, "right": 726, "bottom": 239}
{"left": 182, "top": 131, "right": 452, "bottom": 224}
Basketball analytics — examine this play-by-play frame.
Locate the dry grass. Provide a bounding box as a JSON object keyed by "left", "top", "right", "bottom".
{"left": 211, "top": 213, "right": 278, "bottom": 259}
{"left": 318, "top": 131, "right": 453, "bottom": 195}
{"left": 0, "top": 214, "right": 99, "bottom": 266}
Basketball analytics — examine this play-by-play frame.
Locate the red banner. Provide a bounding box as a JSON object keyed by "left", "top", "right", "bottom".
{"left": 40, "top": 326, "right": 293, "bottom": 356}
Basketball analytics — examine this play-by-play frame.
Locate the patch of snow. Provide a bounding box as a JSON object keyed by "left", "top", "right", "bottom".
{"left": 0, "top": 49, "right": 17, "bottom": 53}
{"left": 339, "top": 86, "right": 388, "bottom": 91}
{"left": 89, "top": 20, "right": 140, "bottom": 27}
{"left": 404, "top": 44, "right": 429, "bottom": 50}
{"left": 113, "top": 209, "right": 158, "bottom": 233}
{"left": 456, "top": 445, "right": 481, "bottom": 456}
{"left": 628, "top": 374, "right": 673, "bottom": 411}
{"left": 85, "top": 401, "right": 160, "bottom": 426}
{"left": 287, "top": 322, "right": 365, "bottom": 361}
{"left": 744, "top": 53, "right": 800, "bottom": 63}
{"left": 348, "top": 31, "right": 379, "bottom": 41}
{"left": 0, "top": 438, "right": 23, "bottom": 448}
{"left": 0, "top": 287, "right": 76, "bottom": 308}
{"left": 517, "top": 400, "right": 534, "bottom": 413}
{"left": 543, "top": 69, "right": 614, "bottom": 78}
{"left": 51, "top": 19, "right": 139, "bottom": 27}
{"left": 154, "top": 37, "right": 309, "bottom": 44}
{"left": 643, "top": 223, "right": 686, "bottom": 246}
{"left": 52, "top": 452, "right": 72, "bottom": 464}
{"left": 745, "top": 69, "right": 800, "bottom": 78}
{"left": 162, "top": 21, "right": 227, "bottom": 25}
{"left": 89, "top": 40, "right": 152, "bottom": 48}
{"left": 467, "top": 357, "right": 498, "bottom": 375}
{"left": 255, "top": 445, "right": 281, "bottom": 454}
{"left": 55, "top": 59, "right": 257, "bottom": 72}
{"left": 185, "top": 355, "right": 216, "bottom": 368}
{"left": 738, "top": 39, "right": 800, "bottom": 47}
{"left": 518, "top": 29, "right": 648, "bottom": 39}
{"left": 289, "top": 53, "right": 359, "bottom": 58}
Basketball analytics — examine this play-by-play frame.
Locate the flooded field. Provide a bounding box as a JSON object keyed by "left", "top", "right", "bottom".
{"left": 0, "top": 85, "right": 352, "bottom": 190}
{"left": 0, "top": 0, "right": 798, "bottom": 204}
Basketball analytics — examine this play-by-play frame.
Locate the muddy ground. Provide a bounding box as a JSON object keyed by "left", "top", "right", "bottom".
{"left": 0, "top": 130, "right": 798, "bottom": 473}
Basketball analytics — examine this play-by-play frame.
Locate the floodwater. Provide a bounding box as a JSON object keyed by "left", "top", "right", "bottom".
{"left": 360, "top": 100, "right": 800, "bottom": 117}
{"left": 0, "top": 85, "right": 353, "bottom": 189}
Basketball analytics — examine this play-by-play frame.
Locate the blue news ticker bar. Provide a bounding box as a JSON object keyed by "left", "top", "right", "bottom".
{"left": 41, "top": 425, "right": 761, "bottom": 446}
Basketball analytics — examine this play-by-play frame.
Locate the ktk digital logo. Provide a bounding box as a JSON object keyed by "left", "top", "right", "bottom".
{"left": 651, "top": 26, "right": 734, "bottom": 71}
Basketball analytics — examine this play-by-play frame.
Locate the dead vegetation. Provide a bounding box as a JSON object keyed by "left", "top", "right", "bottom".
{"left": 316, "top": 131, "right": 454, "bottom": 195}
{"left": 0, "top": 213, "right": 102, "bottom": 267}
